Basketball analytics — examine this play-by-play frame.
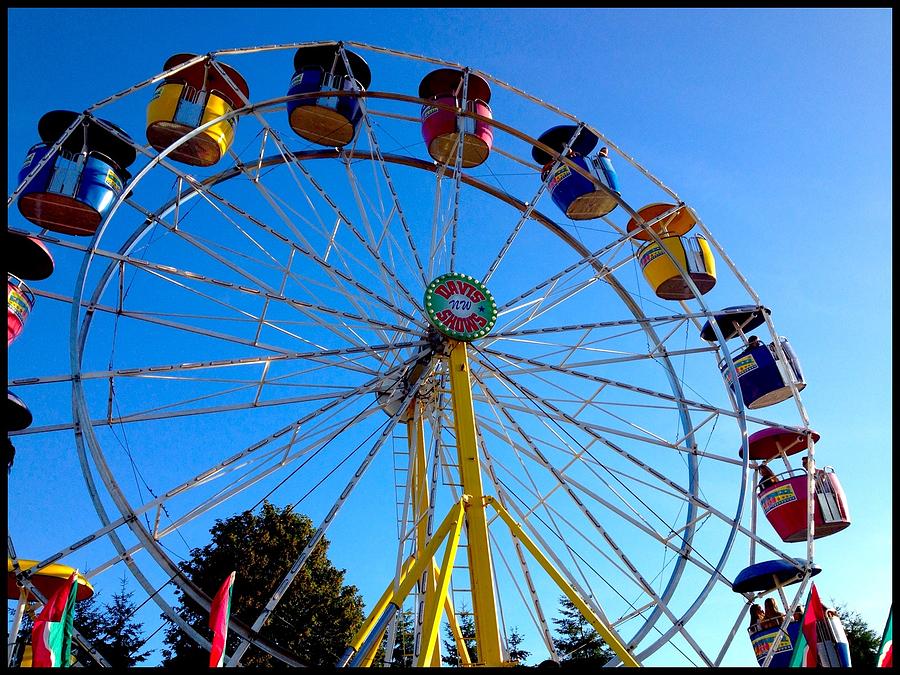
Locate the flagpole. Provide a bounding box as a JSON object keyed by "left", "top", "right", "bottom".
{"left": 7, "top": 588, "right": 27, "bottom": 666}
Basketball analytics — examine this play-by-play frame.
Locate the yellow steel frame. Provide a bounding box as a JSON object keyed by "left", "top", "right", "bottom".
{"left": 448, "top": 340, "right": 504, "bottom": 665}
{"left": 485, "top": 497, "right": 640, "bottom": 667}
{"left": 340, "top": 340, "right": 641, "bottom": 667}
{"left": 344, "top": 501, "right": 466, "bottom": 666}
{"left": 411, "top": 412, "right": 442, "bottom": 667}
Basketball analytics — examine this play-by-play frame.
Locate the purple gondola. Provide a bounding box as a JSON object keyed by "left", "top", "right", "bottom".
{"left": 700, "top": 305, "right": 771, "bottom": 342}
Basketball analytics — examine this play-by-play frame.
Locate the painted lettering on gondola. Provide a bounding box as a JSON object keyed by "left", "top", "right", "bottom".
{"left": 760, "top": 484, "right": 798, "bottom": 514}
{"left": 548, "top": 164, "right": 571, "bottom": 192}
{"left": 734, "top": 354, "right": 759, "bottom": 376}
{"left": 104, "top": 169, "right": 123, "bottom": 193}
{"left": 723, "top": 353, "right": 759, "bottom": 385}
{"left": 751, "top": 629, "right": 793, "bottom": 661}
{"left": 639, "top": 243, "right": 665, "bottom": 269}
{"left": 7, "top": 287, "right": 32, "bottom": 321}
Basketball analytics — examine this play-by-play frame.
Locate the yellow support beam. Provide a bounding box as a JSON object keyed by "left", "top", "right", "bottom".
{"left": 485, "top": 496, "right": 641, "bottom": 667}
{"left": 389, "top": 500, "right": 466, "bottom": 619}
{"left": 345, "top": 556, "right": 416, "bottom": 660}
{"left": 447, "top": 340, "right": 503, "bottom": 665}
{"left": 410, "top": 412, "right": 442, "bottom": 667}
{"left": 346, "top": 502, "right": 466, "bottom": 667}
{"left": 417, "top": 501, "right": 465, "bottom": 666}
{"left": 435, "top": 560, "right": 472, "bottom": 666}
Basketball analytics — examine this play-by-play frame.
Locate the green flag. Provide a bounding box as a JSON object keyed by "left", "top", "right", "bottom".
{"left": 877, "top": 606, "right": 892, "bottom": 667}
{"left": 31, "top": 571, "right": 79, "bottom": 667}
{"left": 788, "top": 583, "right": 825, "bottom": 667}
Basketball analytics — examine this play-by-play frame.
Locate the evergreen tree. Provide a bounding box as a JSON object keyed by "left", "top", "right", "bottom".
{"left": 385, "top": 608, "right": 416, "bottom": 667}
{"left": 833, "top": 603, "right": 881, "bottom": 667}
{"left": 160, "top": 501, "right": 365, "bottom": 668}
{"left": 99, "top": 575, "right": 152, "bottom": 667}
{"left": 506, "top": 625, "right": 531, "bottom": 664}
{"left": 440, "top": 607, "right": 529, "bottom": 665}
{"left": 441, "top": 607, "right": 477, "bottom": 666}
{"left": 551, "top": 596, "right": 614, "bottom": 666}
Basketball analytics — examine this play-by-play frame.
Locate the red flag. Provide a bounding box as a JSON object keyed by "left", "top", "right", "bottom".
{"left": 788, "top": 582, "right": 827, "bottom": 667}
{"left": 31, "top": 571, "right": 79, "bottom": 667}
{"left": 209, "top": 571, "right": 236, "bottom": 667}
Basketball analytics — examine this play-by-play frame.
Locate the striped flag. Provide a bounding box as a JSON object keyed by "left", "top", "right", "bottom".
{"left": 209, "top": 571, "right": 236, "bottom": 667}
{"left": 31, "top": 571, "right": 79, "bottom": 668}
{"left": 877, "top": 606, "right": 892, "bottom": 667}
{"left": 788, "top": 583, "right": 826, "bottom": 667}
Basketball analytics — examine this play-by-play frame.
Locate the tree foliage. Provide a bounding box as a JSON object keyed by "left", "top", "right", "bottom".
{"left": 382, "top": 608, "right": 416, "bottom": 667}
{"left": 440, "top": 606, "right": 530, "bottom": 666}
{"left": 551, "top": 596, "right": 614, "bottom": 666}
{"left": 834, "top": 603, "right": 881, "bottom": 668}
{"left": 85, "top": 576, "right": 152, "bottom": 667}
{"left": 442, "top": 607, "right": 477, "bottom": 666}
{"left": 161, "top": 502, "right": 365, "bottom": 667}
{"left": 506, "top": 625, "right": 531, "bottom": 664}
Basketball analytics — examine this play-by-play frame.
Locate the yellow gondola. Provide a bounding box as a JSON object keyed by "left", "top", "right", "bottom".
{"left": 7, "top": 558, "right": 95, "bottom": 602}
{"left": 627, "top": 203, "right": 716, "bottom": 300}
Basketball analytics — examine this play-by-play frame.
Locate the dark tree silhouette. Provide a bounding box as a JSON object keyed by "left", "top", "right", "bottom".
{"left": 551, "top": 596, "right": 614, "bottom": 666}
{"left": 833, "top": 603, "right": 881, "bottom": 667}
{"left": 160, "top": 501, "right": 365, "bottom": 668}
{"left": 386, "top": 608, "right": 416, "bottom": 667}
{"left": 99, "top": 576, "right": 153, "bottom": 667}
{"left": 506, "top": 625, "right": 531, "bottom": 664}
{"left": 441, "top": 605, "right": 529, "bottom": 665}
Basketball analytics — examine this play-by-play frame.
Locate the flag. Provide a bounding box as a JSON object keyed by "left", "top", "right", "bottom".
{"left": 788, "top": 583, "right": 826, "bottom": 667}
{"left": 877, "top": 606, "right": 893, "bottom": 667}
{"left": 209, "top": 571, "right": 236, "bottom": 667}
{"left": 31, "top": 571, "right": 79, "bottom": 668}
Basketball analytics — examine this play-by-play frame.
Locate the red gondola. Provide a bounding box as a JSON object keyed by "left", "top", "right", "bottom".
{"left": 757, "top": 466, "right": 851, "bottom": 542}
{"left": 419, "top": 68, "right": 493, "bottom": 168}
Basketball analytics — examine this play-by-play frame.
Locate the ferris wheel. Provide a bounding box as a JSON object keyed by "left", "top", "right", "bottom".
{"left": 7, "top": 41, "right": 852, "bottom": 668}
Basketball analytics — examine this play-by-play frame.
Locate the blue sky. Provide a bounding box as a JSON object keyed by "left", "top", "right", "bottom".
{"left": 7, "top": 7, "right": 891, "bottom": 668}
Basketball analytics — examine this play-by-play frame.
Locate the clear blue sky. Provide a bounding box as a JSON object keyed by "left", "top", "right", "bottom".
{"left": 7, "top": 7, "right": 891, "bottom": 667}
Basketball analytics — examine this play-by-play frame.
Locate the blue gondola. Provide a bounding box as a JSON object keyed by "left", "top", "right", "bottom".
{"left": 720, "top": 336, "right": 806, "bottom": 409}
{"left": 531, "top": 125, "right": 619, "bottom": 220}
{"left": 17, "top": 111, "right": 136, "bottom": 236}
{"left": 286, "top": 45, "right": 372, "bottom": 147}
{"left": 732, "top": 558, "right": 821, "bottom": 594}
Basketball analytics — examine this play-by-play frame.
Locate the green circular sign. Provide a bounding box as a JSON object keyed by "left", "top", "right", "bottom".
{"left": 424, "top": 273, "right": 498, "bottom": 341}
